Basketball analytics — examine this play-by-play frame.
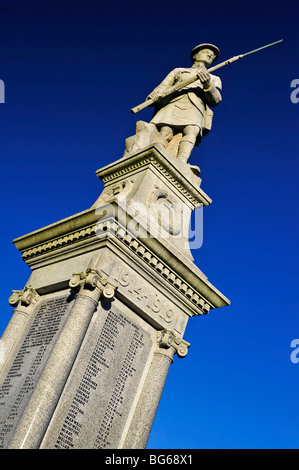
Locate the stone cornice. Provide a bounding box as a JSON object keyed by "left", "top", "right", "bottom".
{"left": 96, "top": 145, "right": 212, "bottom": 208}
{"left": 19, "top": 221, "right": 98, "bottom": 260}
{"left": 13, "top": 208, "right": 99, "bottom": 253}
{"left": 13, "top": 212, "right": 229, "bottom": 314}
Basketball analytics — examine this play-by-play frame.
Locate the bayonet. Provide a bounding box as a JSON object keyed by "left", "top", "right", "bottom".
{"left": 131, "top": 39, "right": 283, "bottom": 114}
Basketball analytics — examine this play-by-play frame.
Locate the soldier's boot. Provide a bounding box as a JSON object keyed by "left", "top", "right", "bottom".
{"left": 177, "top": 125, "right": 199, "bottom": 162}
{"left": 177, "top": 140, "right": 194, "bottom": 163}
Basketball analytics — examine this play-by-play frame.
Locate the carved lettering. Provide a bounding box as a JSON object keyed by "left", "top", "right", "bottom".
{"left": 0, "top": 295, "right": 73, "bottom": 448}
{"left": 50, "top": 305, "right": 152, "bottom": 450}
{"left": 113, "top": 266, "right": 180, "bottom": 328}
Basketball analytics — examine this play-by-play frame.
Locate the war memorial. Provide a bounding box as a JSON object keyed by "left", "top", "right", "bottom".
{"left": 0, "top": 40, "right": 281, "bottom": 449}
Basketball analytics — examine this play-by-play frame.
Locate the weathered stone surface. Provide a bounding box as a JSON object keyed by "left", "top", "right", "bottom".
{"left": 124, "top": 121, "right": 158, "bottom": 157}
{"left": 0, "top": 144, "right": 229, "bottom": 449}
{"left": 0, "top": 291, "right": 75, "bottom": 448}
{"left": 40, "top": 298, "right": 155, "bottom": 449}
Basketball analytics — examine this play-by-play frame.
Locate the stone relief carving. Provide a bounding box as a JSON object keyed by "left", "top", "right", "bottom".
{"left": 96, "top": 178, "right": 136, "bottom": 204}
{"left": 148, "top": 184, "right": 182, "bottom": 236}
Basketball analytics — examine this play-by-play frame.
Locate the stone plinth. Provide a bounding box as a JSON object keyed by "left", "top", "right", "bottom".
{"left": 0, "top": 145, "right": 230, "bottom": 449}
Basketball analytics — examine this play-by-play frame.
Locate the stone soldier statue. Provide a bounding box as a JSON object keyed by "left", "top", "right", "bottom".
{"left": 147, "top": 43, "right": 222, "bottom": 163}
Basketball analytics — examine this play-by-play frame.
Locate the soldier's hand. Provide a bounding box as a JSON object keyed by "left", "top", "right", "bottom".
{"left": 146, "top": 90, "right": 161, "bottom": 101}
{"left": 197, "top": 70, "right": 212, "bottom": 89}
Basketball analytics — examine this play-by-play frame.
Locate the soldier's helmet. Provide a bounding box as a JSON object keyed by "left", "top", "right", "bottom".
{"left": 190, "top": 43, "right": 220, "bottom": 63}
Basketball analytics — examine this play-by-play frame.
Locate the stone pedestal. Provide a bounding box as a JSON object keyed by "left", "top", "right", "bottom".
{"left": 0, "top": 144, "right": 229, "bottom": 449}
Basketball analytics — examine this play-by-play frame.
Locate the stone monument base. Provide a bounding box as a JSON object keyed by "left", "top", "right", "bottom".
{"left": 0, "top": 145, "right": 229, "bottom": 449}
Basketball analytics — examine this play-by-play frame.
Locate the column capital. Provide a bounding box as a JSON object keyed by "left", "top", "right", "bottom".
{"left": 69, "top": 267, "right": 117, "bottom": 300}
{"left": 156, "top": 329, "right": 190, "bottom": 359}
{"left": 8, "top": 285, "right": 40, "bottom": 309}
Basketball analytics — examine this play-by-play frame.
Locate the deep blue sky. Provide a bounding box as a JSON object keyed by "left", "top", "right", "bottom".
{"left": 0, "top": 0, "right": 298, "bottom": 449}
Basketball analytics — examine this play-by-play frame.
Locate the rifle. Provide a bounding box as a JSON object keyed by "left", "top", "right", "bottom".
{"left": 131, "top": 39, "right": 283, "bottom": 114}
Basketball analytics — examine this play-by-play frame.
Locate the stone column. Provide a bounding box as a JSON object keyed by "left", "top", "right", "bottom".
{"left": 123, "top": 329, "right": 189, "bottom": 449}
{"left": 8, "top": 267, "right": 117, "bottom": 449}
{"left": 0, "top": 287, "right": 39, "bottom": 374}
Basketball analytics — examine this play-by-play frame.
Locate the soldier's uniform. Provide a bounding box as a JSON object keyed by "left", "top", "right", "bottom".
{"left": 148, "top": 43, "right": 222, "bottom": 162}
{"left": 150, "top": 67, "right": 222, "bottom": 140}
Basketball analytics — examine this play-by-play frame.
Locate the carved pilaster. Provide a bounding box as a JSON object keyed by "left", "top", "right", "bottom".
{"left": 0, "top": 287, "right": 40, "bottom": 374}
{"left": 123, "top": 328, "right": 189, "bottom": 449}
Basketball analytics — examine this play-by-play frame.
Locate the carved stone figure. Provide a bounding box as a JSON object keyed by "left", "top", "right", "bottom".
{"left": 126, "top": 40, "right": 283, "bottom": 163}
{"left": 148, "top": 43, "right": 222, "bottom": 162}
